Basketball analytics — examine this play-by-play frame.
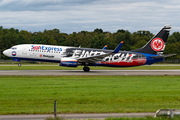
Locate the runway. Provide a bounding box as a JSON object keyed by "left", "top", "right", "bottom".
{"left": 0, "top": 113, "right": 155, "bottom": 120}
{"left": 0, "top": 70, "right": 180, "bottom": 76}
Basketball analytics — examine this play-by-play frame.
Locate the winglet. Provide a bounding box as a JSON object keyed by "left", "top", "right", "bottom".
{"left": 113, "top": 41, "right": 124, "bottom": 53}
{"left": 102, "top": 45, "right": 107, "bottom": 50}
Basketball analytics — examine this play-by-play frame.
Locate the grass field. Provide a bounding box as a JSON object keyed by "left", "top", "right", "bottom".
{"left": 0, "top": 75, "right": 180, "bottom": 115}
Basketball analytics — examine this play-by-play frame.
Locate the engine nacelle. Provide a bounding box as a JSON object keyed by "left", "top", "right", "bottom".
{"left": 60, "top": 58, "right": 78, "bottom": 67}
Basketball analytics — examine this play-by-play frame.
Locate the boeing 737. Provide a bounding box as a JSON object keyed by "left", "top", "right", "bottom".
{"left": 3, "top": 25, "right": 175, "bottom": 72}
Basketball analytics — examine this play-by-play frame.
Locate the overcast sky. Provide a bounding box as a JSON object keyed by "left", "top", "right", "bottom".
{"left": 0, "top": 0, "right": 180, "bottom": 34}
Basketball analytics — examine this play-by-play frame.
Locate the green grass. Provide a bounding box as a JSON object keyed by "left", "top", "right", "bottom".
{"left": 0, "top": 65, "right": 180, "bottom": 70}
{"left": 0, "top": 76, "right": 180, "bottom": 115}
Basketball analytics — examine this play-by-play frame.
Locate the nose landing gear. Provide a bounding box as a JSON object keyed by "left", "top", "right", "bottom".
{"left": 18, "top": 62, "right": 21, "bottom": 67}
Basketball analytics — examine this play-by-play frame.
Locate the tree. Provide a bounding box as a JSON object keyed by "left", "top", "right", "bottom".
{"left": 1, "top": 26, "right": 180, "bottom": 60}
{"left": 19, "top": 30, "right": 31, "bottom": 43}
{"left": 116, "top": 30, "right": 131, "bottom": 51}
{"left": 94, "top": 28, "right": 103, "bottom": 34}
{"left": 0, "top": 26, "right": 3, "bottom": 30}
{"left": 117, "top": 29, "right": 125, "bottom": 33}
{"left": 17, "top": 35, "right": 26, "bottom": 44}
{"left": 172, "top": 32, "right": 180, "bottom": 42}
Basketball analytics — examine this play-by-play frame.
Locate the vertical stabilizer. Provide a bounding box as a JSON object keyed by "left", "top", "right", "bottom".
{"left": 131, "top": 25, "right": 171, "bottom": 54}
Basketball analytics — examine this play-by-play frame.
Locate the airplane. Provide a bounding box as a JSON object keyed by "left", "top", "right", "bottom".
{"left": 3, "top": 25, "right": 175, "bottom": 72}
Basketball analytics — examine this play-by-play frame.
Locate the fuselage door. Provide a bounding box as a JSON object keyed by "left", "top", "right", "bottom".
{"left": 22, "top": 47, "right": 27, "bottom": 54}
{"left": 138, "top": 54, "right": 142, "bottom": 63}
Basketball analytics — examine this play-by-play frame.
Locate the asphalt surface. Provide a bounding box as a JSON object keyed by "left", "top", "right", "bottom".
{"left": 0, "top": 113, "right": 155, "bottom": 120}
{"left": 0, "top": 69, "right": 180, "bottom": 76}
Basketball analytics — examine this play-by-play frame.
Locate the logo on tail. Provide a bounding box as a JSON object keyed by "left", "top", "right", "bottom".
{"left": 151, "top": 38, "right": 164, "bottom": 52}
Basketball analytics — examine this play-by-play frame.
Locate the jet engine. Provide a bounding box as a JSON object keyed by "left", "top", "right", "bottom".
{"left": 60, "top": 58, "right": 78, "bottom": 67}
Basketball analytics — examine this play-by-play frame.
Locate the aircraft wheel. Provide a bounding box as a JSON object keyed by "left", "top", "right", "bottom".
{"left": 18, "top": 63, "right": 21, "bottom": 67}
{"left": 83, "top": 66, "right": 90, "bottom": 72}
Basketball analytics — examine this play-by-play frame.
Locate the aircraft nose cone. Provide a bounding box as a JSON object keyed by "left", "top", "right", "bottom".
{"left": 3, "top": 49, "right": 9, "bottom": 56}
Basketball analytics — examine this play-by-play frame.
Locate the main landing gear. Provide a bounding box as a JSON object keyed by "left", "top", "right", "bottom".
{"left": 83, "top": 66, "right": 90, "bottom": 72}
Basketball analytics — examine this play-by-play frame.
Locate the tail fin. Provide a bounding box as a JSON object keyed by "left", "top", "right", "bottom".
{"left": 131, "top": 25, "right": 172, "bottom": 55}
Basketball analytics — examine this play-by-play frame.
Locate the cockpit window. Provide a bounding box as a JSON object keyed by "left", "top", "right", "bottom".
{"left": 11, "top": 47, "right": 17, "bottom": 50}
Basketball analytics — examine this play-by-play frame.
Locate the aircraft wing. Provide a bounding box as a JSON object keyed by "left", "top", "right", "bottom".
{"left": 78, "top": 52, "right": 114, "bottom": 63}
{"left": 78, "top": 41, "right": 123, "bottom": 63}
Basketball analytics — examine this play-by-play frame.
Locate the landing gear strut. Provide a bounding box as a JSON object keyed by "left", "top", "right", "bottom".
{"left": 83, "top": 66, "right": 90, "bottom": 72}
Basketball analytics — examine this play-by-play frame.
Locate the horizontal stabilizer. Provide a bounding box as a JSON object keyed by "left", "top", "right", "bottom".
{"left": 151, "top": 54, "right": 176, "bottom": 59}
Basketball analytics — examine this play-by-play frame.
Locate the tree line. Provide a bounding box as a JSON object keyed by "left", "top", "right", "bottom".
{"left": 0, "top": 26, "right": 179, "bottom": 60}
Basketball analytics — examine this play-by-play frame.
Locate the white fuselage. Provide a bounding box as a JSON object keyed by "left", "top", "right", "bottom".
{"left": 3, "top": 44, "right": 72, "bottom": 63}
